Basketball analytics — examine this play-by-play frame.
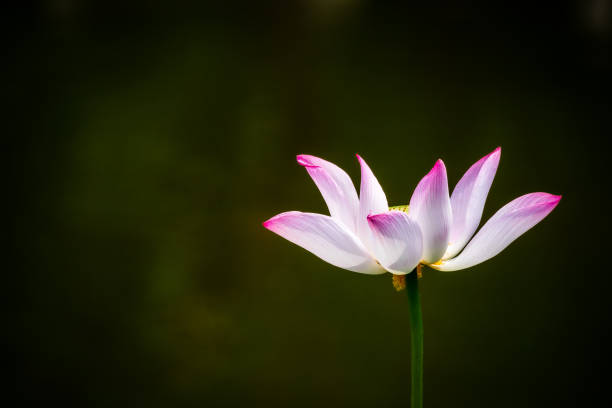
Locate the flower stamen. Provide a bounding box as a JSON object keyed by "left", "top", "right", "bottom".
{"left": 392, "top": 275, "right": 406, "bottom": 291}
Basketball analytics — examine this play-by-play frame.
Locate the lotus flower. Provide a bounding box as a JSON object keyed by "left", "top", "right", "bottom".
{"left": 263, "top": 149, "right": 560, "bottom": 275}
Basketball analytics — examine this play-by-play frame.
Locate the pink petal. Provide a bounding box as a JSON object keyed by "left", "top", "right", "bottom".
{"left": 367, "top": 211, "right": 423, "bottom": 275}
{"left": 409, "top": 159, "right": 453, "bottom": 263}
{"left": 263, "top": 211, "right": 383, "bottom": 274}
{"left": 356, "top": 154, "right": 389, "bottom": 250}
{"left": 445, "top": 147, "right": 501, "bottom": 259}
{"left": 432, "top": 193, "right": 561, "bottom": 271}
{"left": 296, "top": 155, "right": 360, "bottom": 233}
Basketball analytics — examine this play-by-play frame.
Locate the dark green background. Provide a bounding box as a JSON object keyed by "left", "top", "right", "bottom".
{"left": 9, "top": 1, "right": 610, "bottom": 407}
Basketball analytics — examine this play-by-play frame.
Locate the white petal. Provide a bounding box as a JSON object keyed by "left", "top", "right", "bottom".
{"left": 356, "top": 154, "right": 389, "bottom": 250}
{"left": 432, "top": 193, "right": 562, "bottom": 271}
{"left": 296, "top": 155, "right": 360, "bottom": 233}
{"left": 445, "top": 147, "right": 501, "bottom": 259}
{"left": 263, "top": 211, "right": 384, "bottom": 274}
{"left": 367, "top": 211, "right": 423, "bottom": 275}
{"left": 409, "top": 159, "right": 452, "bottom": 263}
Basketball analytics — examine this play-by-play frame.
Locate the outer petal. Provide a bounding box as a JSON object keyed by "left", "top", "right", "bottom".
{"left": 356, "top": 154, "right": 389, "bottom": 250}
{"left": 263, "top": 211, "right": 384, "bottom": 274}
{"left": 444, "top": 147, "right": 501, "bottom": 259}
{"left": 367, "top": 211, "right": 423, "bottom": 275}
{"left": 409, "top": 160, "right": 453, "bottom": 263}
{"left": 431, "top": 193, "right": 561, "bottom": 271}
{"left": 297, "top": 155, "right": 360, "bottom": 233}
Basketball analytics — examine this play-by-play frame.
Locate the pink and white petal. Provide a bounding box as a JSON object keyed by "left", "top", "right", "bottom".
{"left": 263, "top": 211, "right": 384, "bottom": 274}
{"left": 367, "top": 211, "right": 423, "bottom": 275}
{"left": 409, "top": 159, "right": 453, "bottom": 263}
{"left": 356, "top": 154, "right": 389, "bottom": 249}
{"left": 431, "top": 193, "right": 561, "bottom": 271}
{"left": 445, "top": 147, "right": 501, "bottom": 259}
{"left": 297, "top": 155, "right": 360, "bottom": 233}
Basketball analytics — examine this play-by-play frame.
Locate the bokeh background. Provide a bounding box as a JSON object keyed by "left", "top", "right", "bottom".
{"left": 8, "top": 1, "right": 611, "bottom": 407}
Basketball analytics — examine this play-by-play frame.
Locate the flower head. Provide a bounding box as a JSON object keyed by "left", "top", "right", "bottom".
{"left": 263, "top": 149, "right": 560, "bottom": 275}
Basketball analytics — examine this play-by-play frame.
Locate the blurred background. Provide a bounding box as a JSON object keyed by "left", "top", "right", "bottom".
{"left": 7, "top": 1, "right": 611, "bottom": 407}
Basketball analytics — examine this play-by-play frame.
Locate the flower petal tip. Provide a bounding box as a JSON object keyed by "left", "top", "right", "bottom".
{"left": 366, "top": 212, "right": 380, "bottom": 223}
{"left": 262, "top": 212, "right": 297, "bottom": 230}
{"left": 536, "top": 192, "right": 563, "bottom": 205}
{"left": 262, "top": 216, "right": 279, "bottom": 229}
{"left": 366, "top": 210, "right": 405, "bottom": 226}
{"left": 430, "top": 159, "right": 446, "bottom": 174}
{"left": 549, "top": 194, "right": 562, "bottom": 206}
{"left": 478, "top": 147, "right": 501, "bottom": 163}
{"left": 366, "top": 212, "right": 380, "bottom": 222}
{"left": 296, "top": 154, "right": 319, "bottom": 168}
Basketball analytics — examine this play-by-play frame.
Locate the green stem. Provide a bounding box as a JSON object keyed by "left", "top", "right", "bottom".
{"left": 405, "top": 271, "right": 423, "bottom": 408}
